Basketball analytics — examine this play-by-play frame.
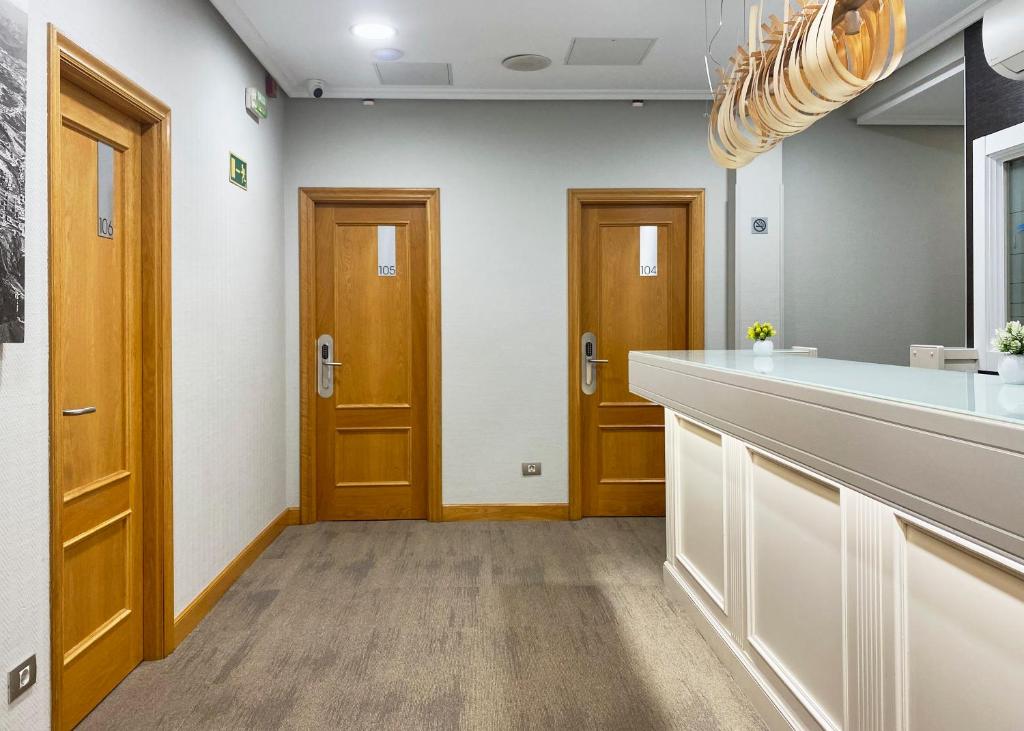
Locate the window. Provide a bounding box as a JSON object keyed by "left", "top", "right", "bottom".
{"left": 972, "top": 121, "right": 1024, "bottom": 371}
{"left": 1009, "top": 157, "right": 1024, "bottom": 322}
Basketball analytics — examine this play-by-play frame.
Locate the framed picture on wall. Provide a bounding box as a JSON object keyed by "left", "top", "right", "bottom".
{"left": 0, "top": 0, "right": 26, "bottom": 344}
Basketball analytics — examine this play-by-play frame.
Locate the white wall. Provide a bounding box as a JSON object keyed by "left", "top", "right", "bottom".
{"left": 733, "top": 147, "right": 785, "bottom": 348}
{"left": 282, "top": 100, "right": 728, "bottom": 506}
{"left": 0, "top": 0, "right": 287, "bottom": 726}
{"left": 783, "top": 114, "right": 965, "bottom": 365}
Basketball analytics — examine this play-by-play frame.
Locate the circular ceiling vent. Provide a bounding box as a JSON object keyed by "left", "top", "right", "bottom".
{"left": 501, "top": 54, "right": 552, "bottom": 72}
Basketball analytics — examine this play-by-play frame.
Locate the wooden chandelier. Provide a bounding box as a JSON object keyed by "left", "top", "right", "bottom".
{"left": 708, "top": 0, "right": 907, "bottom": 168}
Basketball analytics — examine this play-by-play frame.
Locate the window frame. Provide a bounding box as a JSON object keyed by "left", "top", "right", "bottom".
{"left": 972, "top": 120, "right": 1024, "bottom": 371}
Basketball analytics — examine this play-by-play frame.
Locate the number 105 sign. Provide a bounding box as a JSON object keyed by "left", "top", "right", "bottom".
{"left": 377, "top": 226, "right": 397, "bottom": 277}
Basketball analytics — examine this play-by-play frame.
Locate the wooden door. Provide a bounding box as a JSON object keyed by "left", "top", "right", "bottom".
{"left": 314, "top": 203, "right": 429, "bottom": 519}
{"left": 51, "top": 82, "right": 143, "bottom": 729}
{"left": 576, "top": 199, "right": 698, "bottom": 516}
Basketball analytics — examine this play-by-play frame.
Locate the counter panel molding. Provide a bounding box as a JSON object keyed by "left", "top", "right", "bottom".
{"left": 635, "top": 352, "right": 1024, "bottom": 731}
{"left": 671, "top": 417, "right": 727, "bottom": 613}
{"left": 662, "top": 410, "right": 1024, "bottom": 731}
{"left": 747, "top": 453, "right": 844, "bottom": 730}
{"left": 898, "top": 518, "right": 1024, "bottom": 731}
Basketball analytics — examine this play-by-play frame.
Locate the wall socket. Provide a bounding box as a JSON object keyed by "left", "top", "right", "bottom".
{"left": 521, "top": 462, "right": 542, "bottom": 476}
{"left": 8, "top": 655, "right": 36, "bottom": 704}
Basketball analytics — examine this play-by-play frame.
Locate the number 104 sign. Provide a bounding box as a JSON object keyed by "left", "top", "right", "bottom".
{"left": 639, "top": 226, "right": 658, "bottom": 277}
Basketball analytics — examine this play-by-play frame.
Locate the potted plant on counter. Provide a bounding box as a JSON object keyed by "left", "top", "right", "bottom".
{"left": 747, "top": 321, "right": 777, "bottom": 355}
{"left": 993, "top": 321, "right": 1024, "bottom": 385}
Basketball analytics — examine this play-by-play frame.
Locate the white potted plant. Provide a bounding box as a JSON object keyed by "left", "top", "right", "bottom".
{"left": 992, "top": 321, "right": 1024, "bottom": 385}
{"left": 747, "top": 321, "right": 777, "bottom": 355}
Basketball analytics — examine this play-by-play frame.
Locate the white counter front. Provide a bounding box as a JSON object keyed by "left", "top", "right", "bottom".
{"left": 629, "top": 350, "right": 1024, "bottom": 731}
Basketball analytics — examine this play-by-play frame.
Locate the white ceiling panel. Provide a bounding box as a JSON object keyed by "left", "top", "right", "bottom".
{"left": 207, "top": 0, "right": 993, "bottom": 100}
{"left": 565, "top": 38, "right": 657, "bottom": 66}
{"left": 376, "top": 62, "right": 452, "bottom": 86}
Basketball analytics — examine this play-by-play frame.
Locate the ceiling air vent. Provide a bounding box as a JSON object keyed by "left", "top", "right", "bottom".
{"left": 375, "top": 62, "right": 453, "bottom": 86}
{"left": 565, "top": 37, "right": 656, "bottom": 66}
{"left": 501, "top": 54, "right": 552, "bottom": 72}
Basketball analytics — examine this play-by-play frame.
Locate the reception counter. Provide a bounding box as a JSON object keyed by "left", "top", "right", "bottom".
{"left": 629, "top": 351, "right": 1024, "bottom": 731}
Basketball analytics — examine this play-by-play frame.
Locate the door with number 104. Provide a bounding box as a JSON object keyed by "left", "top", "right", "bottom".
{"left": 579, "top": 202, "right": 692, "bottom": 517}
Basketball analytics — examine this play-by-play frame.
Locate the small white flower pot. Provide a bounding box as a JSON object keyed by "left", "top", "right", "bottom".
{"left": 752, "top": 339, "right": 774, "bottom": 356}
{"left": 998, "top": 354, "right": 1024, "bottom": 385}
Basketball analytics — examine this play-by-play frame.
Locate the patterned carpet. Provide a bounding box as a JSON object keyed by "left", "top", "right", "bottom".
{"left": 81, "top": 518, "right": 765, "bottom": 730}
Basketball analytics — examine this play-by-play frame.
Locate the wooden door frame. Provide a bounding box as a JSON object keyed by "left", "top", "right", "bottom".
{"left": 47, "top": 27, "right": 174, "bottom": 726}
{"left": 567, "top": 189, "right": 705, "bottom": 520}
{"left": 298, "top": 188, "right": 442, "bottom": 523}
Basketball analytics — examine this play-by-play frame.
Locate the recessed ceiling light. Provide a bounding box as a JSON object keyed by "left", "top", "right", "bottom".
{"left": 351, "top": 23, "right": 397, "bottom": 40}
{"left": 372, "top": 48, "right": 404, "bottom": 62}
{"left": 501, "top": 54, "right": 552, "bottom": 72}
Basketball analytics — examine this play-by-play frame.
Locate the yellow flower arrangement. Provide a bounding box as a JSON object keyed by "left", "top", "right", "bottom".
{"left": 746, "top": 321, "right": 776, "bottom": 342}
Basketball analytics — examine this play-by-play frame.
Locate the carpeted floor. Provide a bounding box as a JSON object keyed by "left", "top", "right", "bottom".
{"left": 81, "top": 518, "right": 765, "bottom": 730}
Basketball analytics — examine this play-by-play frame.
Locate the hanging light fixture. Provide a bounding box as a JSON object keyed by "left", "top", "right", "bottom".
{"left": 707, "top": 0, "right": 906, "bottom": 169}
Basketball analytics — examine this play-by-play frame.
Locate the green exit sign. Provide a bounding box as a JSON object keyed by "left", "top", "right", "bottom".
{"left": 245, "top": 87, "right": 268, "bottom": 120}
{"left": 229, "top": 152, "right": 247, "bottom": 190}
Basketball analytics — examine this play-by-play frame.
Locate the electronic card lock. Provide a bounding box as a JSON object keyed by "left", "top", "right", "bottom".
{"left": 580, "top": 331, "right": 608, "bottom": 395}
{"left": 317, "top": 334, "right": 342, "bottom": 398}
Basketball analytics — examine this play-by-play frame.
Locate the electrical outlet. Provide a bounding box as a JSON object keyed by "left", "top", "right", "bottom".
{"left": 8, "top": 655, "right": 36, "bottom": 703}
{"left": 522, "top": 462, "right": 542, "bottom": 476}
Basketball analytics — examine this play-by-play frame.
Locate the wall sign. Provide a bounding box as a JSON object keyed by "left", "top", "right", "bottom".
{"left": 377, "top": 226, "right": 396, "bottom": 277}
{"left": 97, "top": 142, "right": 115, "bottom": 239}
{"left": 245, "top": 87, "right": 268, "bottom": 120}
{"left": 751, "top": 217, "right": 769, "bottom": 234}
{"left": 0, "top": 0, "right": 27, "bottom": 344}
{"left": 639, "top": 225, "right": 658, "bottom": 277}
{"left": 229, "top": 152, "right": 247, "bottom": 190}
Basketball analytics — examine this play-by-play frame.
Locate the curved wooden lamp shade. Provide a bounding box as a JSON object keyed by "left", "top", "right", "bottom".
{"left": 708, "top": 0, "right": 906, "bottom": 168}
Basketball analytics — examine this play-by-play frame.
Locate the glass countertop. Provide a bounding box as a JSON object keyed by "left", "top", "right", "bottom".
{"left": 631, "top": 350, "right": 1024, "bottom": 427}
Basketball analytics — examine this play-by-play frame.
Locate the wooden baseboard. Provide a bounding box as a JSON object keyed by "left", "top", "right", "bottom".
{"left": 173, "top": 506, "right": 299, "bottom": 647}
{"left": 441, "top": 503, "right": 569, "bottom": 521}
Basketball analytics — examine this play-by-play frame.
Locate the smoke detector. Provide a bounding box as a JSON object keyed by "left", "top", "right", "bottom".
{"left": 501, "top": 54, "right": 552, "bottom": 72}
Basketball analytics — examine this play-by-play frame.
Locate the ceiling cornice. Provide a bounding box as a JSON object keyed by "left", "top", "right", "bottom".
{"left": 900, "top": 0, "right": 998, "bottom": 65}
{"left": 304, "top": 87, "right": 714, "bottom": 101}
{"left": 210, "top": 0, "right": 300, "bottom": 92}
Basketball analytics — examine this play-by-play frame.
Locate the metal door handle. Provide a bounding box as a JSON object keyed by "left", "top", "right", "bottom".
{"left": 317, "top": 334, "right": 338, "bottom": 398}
{"left": 581, "top": 332, "right": 609, "bottom": 394}
{"left": 62, "top": 407, "right": 96, "bottom": 416}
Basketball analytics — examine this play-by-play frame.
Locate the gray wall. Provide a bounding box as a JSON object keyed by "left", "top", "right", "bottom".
{"left": 783, "top": 114, "right": 965, "bottom": 365}
{"left": 282, "top": 100, "right": 729, "bottom": 506}
{"left": 1, "top": 1, "right": 287, "bottom": 725}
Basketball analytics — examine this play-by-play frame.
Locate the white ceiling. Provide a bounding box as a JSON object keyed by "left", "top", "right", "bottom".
{"left": 209, "top": 0, "right": 993, "bottom": 100}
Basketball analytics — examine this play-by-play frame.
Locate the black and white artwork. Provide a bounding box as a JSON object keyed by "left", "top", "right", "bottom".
{"left": 0, "top": 0, "right": 26, "bottom": 343}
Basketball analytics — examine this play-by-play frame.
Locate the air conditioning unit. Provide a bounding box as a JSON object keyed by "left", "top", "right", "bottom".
{"left": 983, "top": 0, "right": 1024, "bottom": 80}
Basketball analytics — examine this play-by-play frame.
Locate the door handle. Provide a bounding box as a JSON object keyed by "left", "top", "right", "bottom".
{"left": 581, "top": 332, "right": 607, "bottom": 395}
{"left": 316, "top": 334, "right": 337, "bottom": 398}
{"left": 62, "top": 406, "right": 97, "bottom": 416}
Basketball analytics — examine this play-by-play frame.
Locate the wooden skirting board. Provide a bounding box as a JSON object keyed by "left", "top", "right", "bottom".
{"left": 441, "top": 504, "right": 569, "bottom": 521}
{"left": 173, "top": 507, "right": 300, "bottom": 647}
